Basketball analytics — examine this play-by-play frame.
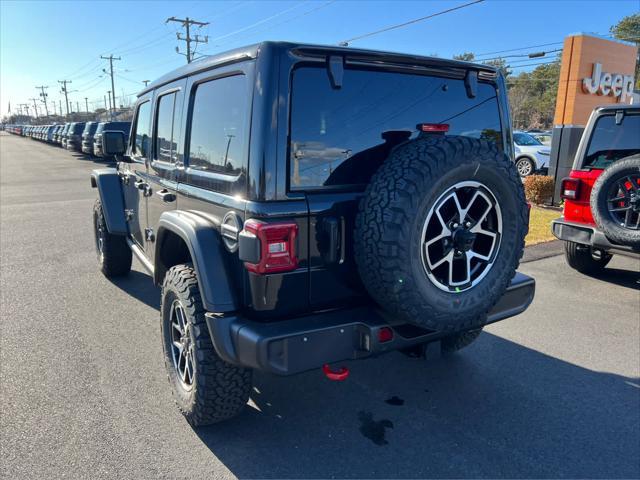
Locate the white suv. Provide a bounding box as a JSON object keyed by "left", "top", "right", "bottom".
{"left": 514, "top": 130, "right": 551, "bottom": 176}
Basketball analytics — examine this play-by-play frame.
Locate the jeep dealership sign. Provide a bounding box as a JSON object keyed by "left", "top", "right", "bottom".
{"left": 582, "top": 62, "right": 635, "bottom": 102}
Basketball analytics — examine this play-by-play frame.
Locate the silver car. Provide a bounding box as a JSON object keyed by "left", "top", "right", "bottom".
{"left": 513, "top": 131, "right": 551, "bottom": 176}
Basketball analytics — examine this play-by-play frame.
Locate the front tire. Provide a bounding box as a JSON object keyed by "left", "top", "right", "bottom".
{"left": 160, "top": 264, "right": 252, "bottom": 426}
{"left": 516, "top": 157, "right": 535, "bottom": 177}
{"left": 93, "top": 199, "right": 132, "bottom": 277}
{"left": 563, "top": 241, "right": 611, "bottom": 275}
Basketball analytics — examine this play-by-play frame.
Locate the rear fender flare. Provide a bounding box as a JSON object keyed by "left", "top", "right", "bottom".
{"left": 155, "top": 210, "right": 237, "bottom": 313}
{"left": 90, "top": 168, "right": 127, "bottom": 235}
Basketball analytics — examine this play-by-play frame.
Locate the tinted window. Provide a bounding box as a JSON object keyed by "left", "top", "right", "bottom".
{"left": 290, "top": 67, "right": 503, "bottom": 189}
{"left": 187, "top": 75, "right": 249, "bottom": 175}
{"left": 106, "top": 122, "right": 131, "bottom": 132}
{"left": 155, "top": 92, "right": 177, "bottom": 162}
{"left": 584, "top": 114, "right": 640, "bottom": 169}
{"left": 95, "top": 123, "right": 105, "bottom": 134}
{"left": 514, "top": 132, "right": 541, "bottom": 146}
{"left": 133, "top": 101, "right": 151, "bottom": 157}
{"left": 72, "top": 123, "right": 85, "bottom": 134}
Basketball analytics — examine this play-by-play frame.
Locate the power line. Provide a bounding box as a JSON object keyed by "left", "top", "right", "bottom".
{"left": 101, "top": 55, "right": 121, "bottom": 118}
{"left": 339, "top": 0, "right": 485, "bottom": 46}
{"left": 35, "top": 85, "right": 49, "bottom": 116}
{"left": 480, "top": 48, "right": 563, "bottom": 63}
{"left": 474, "top": 41, "right": 564, "bottom": 59}
{"left": 166, "top": 16, "right": 210, "bottom": 63}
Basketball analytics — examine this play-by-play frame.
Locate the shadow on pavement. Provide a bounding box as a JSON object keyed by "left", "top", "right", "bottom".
{"left": 109, "top": 270, "right": 160, "bottom": 311}
{"left": 594, "top": 266, "right": 640, "bottom": 290}
{"left": 191, "top": 333, "right": 639, "bottom": 478}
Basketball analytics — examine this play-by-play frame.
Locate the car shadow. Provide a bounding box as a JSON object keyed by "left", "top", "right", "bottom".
{"left": 108, "top": 269, "right": 160, "bottom": 311}
{"left": 189, "top": 333, "right": 639, "bottom": 479}
{"left": 592, "top": 266, "right": 640, "bottom": 290}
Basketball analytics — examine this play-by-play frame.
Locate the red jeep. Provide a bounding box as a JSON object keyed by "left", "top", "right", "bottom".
{"left": 552, "top": 104, "right": 640, "bottom": 273}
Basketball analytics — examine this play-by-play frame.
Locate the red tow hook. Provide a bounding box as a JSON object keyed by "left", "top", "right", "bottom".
{"left": 322, "top": 364, "right": 349, "bottom": 381}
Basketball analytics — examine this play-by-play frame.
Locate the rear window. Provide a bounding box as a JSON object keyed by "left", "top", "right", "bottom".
{"left": 289, "top": 66, "right": 503, "bottom": 189}
{"left": 95, "top": 123, "right": 104, "bottom": 134}
{"left": 583, "top": 114, "right": 640, "bottom": 169}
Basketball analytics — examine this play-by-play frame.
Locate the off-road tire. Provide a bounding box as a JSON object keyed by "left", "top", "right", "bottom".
{"left": 355, "top": 136, "right": 528, "bottom": 332}
{"left": 160, "top": 264, "right": 252, "bottom": 426}
{"left": 590, "top": 155, "right": 640, "bottom": 248}
{"left": 93, "top": 199, "right": 132, "bottom": 277}
{"left": 563, "top": 241, "right": 612, "bottom": 275}
{"left": 441, "top": 328, "right": 483, "bottom": 353}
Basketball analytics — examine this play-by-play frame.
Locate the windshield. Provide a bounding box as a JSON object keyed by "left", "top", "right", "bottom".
{"left": 583, "top": 114, "right": 640, "bottom": 169}
{"left": 513, "top": 132, "right": 542, "bottom": 146}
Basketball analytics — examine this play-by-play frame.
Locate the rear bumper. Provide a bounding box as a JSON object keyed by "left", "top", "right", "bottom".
{"left": 551, "top": 218, "right": 639, "bottom": 254}
{"left": 206, "top": 272, "right": 535, "bottom": 376}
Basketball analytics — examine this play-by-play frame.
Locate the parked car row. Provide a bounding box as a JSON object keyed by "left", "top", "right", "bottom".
{"left": 4, "top": 121, "right": 131, "bottom": 157}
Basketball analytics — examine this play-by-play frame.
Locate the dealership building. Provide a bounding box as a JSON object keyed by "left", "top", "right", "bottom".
{"left": 549, "top": 33, "right": 638, "bottom": 202}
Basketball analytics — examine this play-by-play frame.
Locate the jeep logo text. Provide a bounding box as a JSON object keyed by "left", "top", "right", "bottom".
{"left": 582, "top": 62, "right": 635, "bottom": 103}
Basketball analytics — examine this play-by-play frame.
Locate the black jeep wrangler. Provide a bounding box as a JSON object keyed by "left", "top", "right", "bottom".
{"left": 92, "top": 42, "right": 534, "bottom": 425}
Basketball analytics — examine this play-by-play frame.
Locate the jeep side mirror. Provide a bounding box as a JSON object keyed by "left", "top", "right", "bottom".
{"left": 102, "top": 130, "right": 127, "bottom": 157}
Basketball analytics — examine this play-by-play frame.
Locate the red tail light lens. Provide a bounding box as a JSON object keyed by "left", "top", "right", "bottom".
{"left": 378, "top": 327, "right": 394, "bottom": 343}
{"left": 418, "top": 123, "right": 449, "bottom": 133}
{"left": 242, "top": 219, "right": 298, "bottom": 274}
{"left": 560, "top": 178, "right": 581, "bottom": 200}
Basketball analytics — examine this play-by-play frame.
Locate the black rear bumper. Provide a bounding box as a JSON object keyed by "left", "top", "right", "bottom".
{"left": 552, "top": 218, "right": 639, "bottom": 255}
{"left": 206, "top": 272, "right": 535, "bottom": 376}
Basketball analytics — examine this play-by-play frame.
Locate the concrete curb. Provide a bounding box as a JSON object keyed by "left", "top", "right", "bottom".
{"left": 521, "top": 240, "right": 563, "bottom": 263}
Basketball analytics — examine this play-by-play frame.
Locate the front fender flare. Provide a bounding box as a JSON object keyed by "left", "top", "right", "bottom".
{"left": 90, "top": 168, "right": 127, "bottom": 235}
{"left": 155, "top": 210, "right": 237, "bottom": 313}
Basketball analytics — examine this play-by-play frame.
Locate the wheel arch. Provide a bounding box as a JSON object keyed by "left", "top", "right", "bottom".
{"left": 90, "top": 168, "right": 127, "bottom": 235}
{"left": 155, "top": 210, "right": 238, "bottom": 313}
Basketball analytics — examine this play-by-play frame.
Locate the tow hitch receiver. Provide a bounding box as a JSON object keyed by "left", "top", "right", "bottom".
{"left": 322, "top": 364, "right": 349, "bottom": 381}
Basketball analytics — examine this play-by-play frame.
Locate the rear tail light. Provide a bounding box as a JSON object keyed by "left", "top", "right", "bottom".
{"left": 417, "top": 123, "right": 449, "bottom": 133}
{"left": 241, "top": 219, "right": 298, "bottom": 274}
{"left": 560, "top": 178, "right": 581, "bottom": 200}
{"left": 378, "top": 327, "right": 394, "bottom": 343}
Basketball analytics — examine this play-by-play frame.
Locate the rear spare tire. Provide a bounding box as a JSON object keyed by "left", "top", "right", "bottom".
{"left": 590, "top": 155, "right": 640, "bottom": 248}
{"left": 355, "top": 136, "right": 528, "bottom": 332}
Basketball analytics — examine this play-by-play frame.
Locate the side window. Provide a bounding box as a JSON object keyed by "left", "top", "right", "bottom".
{"left": 187, "top": 75, "right": 249, "bottom": 175}
{"left": 155, "top": 92, "right": 177, "bottom": 162}
{"left": 133, "top": 100, "right": 151, "bottom": 158}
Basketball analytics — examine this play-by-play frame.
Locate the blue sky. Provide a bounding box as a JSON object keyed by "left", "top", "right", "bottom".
{"left": 1, "top": 0, "right": 637, "bottom": 117}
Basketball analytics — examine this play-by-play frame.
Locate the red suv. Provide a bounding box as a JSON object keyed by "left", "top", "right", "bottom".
{"left": 552, "top": 104, "right": 640, "bottom": 274}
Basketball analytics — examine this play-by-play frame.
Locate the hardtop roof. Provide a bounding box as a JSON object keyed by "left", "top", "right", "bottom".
{"left": 139, "top": 41, "right": 500, "bottom": 97}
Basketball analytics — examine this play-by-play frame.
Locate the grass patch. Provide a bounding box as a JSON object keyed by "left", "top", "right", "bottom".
{"left": 526, "top": 206, "right": 560, "bottom": 246}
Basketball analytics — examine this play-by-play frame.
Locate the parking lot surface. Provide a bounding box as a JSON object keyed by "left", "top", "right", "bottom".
{"left": 1, "top": 132, "right": 639, "bottom": 479}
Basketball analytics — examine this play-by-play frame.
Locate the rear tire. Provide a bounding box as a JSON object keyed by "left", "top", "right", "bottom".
{"left": 93, "top": 199, "right": 132, "bottom": 277}
{"left": 160, "top": 264, "right": 252, "bottom": 426}
{"left": 563, "top": 241, "right": 611, "bottom": 275}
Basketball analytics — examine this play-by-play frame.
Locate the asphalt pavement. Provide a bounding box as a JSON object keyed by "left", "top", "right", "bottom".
{"left": 1, "top": 132, "right": 639, "bottom": 479}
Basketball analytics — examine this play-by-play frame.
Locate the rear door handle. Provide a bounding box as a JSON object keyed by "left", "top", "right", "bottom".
{"left": 156, "top": 189, "right": 176, "bottom": 203}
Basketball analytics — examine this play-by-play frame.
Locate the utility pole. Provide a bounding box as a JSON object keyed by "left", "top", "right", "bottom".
{"left": 76, "top": 101, "right": 80, "bottom": 113}
{"left": 18, "top": 103, "right": 29, "bottom": 117}
{"left": 166, "top": 16, "right": 209, "bottom": 63}
{"left": 104, "top": 95, "right": 108, "bottom": 110}
{"left": 85, "top": 97, "right": 89, "bottom": 113}
{"left": 58, "top": 80, "right": 72, "bottom": 115}
{"left": 107, "top": 91, "right": 112, "bottom": 112}
{"left": 35, "top": 85, "right": 50, "bottom": 116}
{"left": 100, "top": 54, "right": 121, "bottom": 119}
{"left": 142, "top": 79, "right": 150, "bottom": 87}
{"left": 29, "top": 98, "right": 39, "bottom": 118}
{"left": 59, "top": 100, "right": 63, "bottom": 116}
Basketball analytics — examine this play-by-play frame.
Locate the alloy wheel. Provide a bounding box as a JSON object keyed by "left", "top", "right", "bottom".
{"left": 421, "top": 181, "right": 502, "bottom": 292}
